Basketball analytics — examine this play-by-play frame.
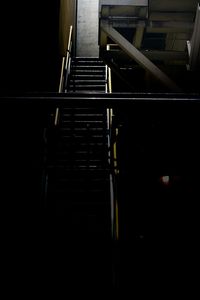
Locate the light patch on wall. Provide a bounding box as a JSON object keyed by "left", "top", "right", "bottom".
{"left": 76, "top": 0, "right": 99, "bottom": 57}
{"left": 160, "top": 175, "right": 170, "bottom": 185}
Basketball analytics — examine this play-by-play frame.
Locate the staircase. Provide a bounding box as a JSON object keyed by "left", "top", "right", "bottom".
{"left": 47, "top": 57, "right": 111, "bottom": 239}
{"left": 67, "top": 57, "right": 106, "bottom": 93}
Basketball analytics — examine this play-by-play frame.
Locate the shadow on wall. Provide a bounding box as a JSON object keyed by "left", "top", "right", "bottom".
{"left": 59, "top": 0, "right": 77, "bottom": 57}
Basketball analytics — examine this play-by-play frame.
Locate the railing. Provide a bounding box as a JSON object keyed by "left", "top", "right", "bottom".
{"left": 50, "top": 26, "right": 73, "bottom": 211}
{"left": 64, "top": 25, "right": 73, "bottom": 92}
{"left": 2, "top": 93, "right": 199, "bottom": 222}
{"left": 105, "top": 45, "right": 112, "bottom": 94}
{"left": 56, "top": 25, "right": 73, "bottom": 126}
{"left": 59, "top": 25, "right": 73, "bottom": 93}
{"left": 106, "top": 47, "right": 120, "bottom": 241}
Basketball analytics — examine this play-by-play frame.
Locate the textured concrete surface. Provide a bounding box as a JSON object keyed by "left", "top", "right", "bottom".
{"left": 76, "top": 0, "right": 99, "bottom": 57}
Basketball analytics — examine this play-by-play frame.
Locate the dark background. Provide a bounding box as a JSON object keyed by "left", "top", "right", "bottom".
{"left": 0, "top": 3, "right": 64, "bottom": 296}
{"left": 0, "top": 1, "right": 60, "bottom": 93}
{"left": 0, "top": 3, "right": 113, "bottom": 296}
{"left": 0, "top": 2, "right": 199, "bottom": 295}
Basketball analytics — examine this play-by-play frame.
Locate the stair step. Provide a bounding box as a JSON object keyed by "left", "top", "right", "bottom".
{"left": 53, "top": 146, "right": 106, "bottom": 155}
{"left": 55, "top": 143, "right": 105, "bottom": 149}
{"left": 53, "top": 156, "right": 108, "bottom": 163}
{"left": 59, "top": 126, "right": 106, "bottom": 132}
{"left": 48, "top": 166, "right": 109, "bottom": 175}
{"left": 62, "top": 112, "right": 105, "bottom": 117}
{"left": 49, "top": 167, "right": 109, "bottom": 174}
{"left": 71, "top": 66, "right": 105, "bottom": 71}
{"left": 53, "top": 164, "right": 107, "bottom": 170}
{"left": 47, "top": 56, "right": 110, "bottom": 236}
{"left": 54, "top": 148, "right": 108, "bottom": 155}
{"left": 71, "top": 66, "right": 105, "bottom": 74}
{"left": 70, "top": 80, "right": 106, "bottom": 84}
{"left": 51, "top": 182, "right": 109, "bottom": 192}
{"left": 61, "top": 105, "right": 105, "bottom": 108}
{"left": 67, "top": 90, "right": 106, "bottom": 94}
{"left": 53, "top": 164, "right": 108, "bottom": 170}
{"left": 61, "top": 120, "right": 105, "bottom": 125}
{"left": 72, "top": 61, "right": 105, "bottom": 66}
{"left": 70, "top": 68, "right": 105, "bottom": 77}
{"left": 71, "top": 74, "right": 105, "bottom": 79}
{"left": 60, "top": 127, "right": 105, "bottom": 132}
{"left": 49, "top": 190, "right": 109, "bottom": 201}
{"left": 72, "top": 57, "right": 105, "bottom": 64}
{"left": 61, "top": 108, "right": 106, "bottom": 113}
{"left": 69, "top": 84, "right": 105, "bottom": 89}
{"left": 52, "top": 148, "right": 108, "bottom": 157}
{"left": 60, "top": 136, "right": 105, "bottom": 143}
{"left": 49, "top": 160, "right": 108, "bottom": 169}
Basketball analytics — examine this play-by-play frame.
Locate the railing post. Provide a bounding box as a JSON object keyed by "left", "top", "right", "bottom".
{"left": 106, "top": 46, "right": 120, "bottom": 241}
{"left": 56, "top": 25, "right": 73, "bottom": 127}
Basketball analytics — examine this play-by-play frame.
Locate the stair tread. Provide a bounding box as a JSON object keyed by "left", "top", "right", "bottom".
{"left": 71, "top": 74, "right": 105, "bottom": 78}
{"left": 70, "top": 79, "right": 106, "bottom": 83}
{"left": 47, "top": 57, "right": 110, "bottom": 236}
{"left": 71, "top": 70, "right": 105, "bottom": 73}
{"left": 67, "top": 90, "right": 106, "bottom": 93}
{"left": 72, "top": 65, "right": 105, "bottom": 68}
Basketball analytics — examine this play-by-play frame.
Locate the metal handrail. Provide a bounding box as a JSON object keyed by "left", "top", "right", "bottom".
{"left": 59, "top": 57, "right": 66, "bottom": 93}
{"left": 56, "top": 26, "right": 73, "bottom": 126}
{"left": 106, "top": 47, "right": 120, "bottom": 240}
{"left": 64, "top": 25, "right": 73, "bottom": 92}
{"left": 58, "top": 25, "right": 73, "bottom": 93}
{"left": 105, "top": 45, "right": 112, "bottom": 94}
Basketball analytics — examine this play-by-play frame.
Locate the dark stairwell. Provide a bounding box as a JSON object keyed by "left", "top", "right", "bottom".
{"left": 1, "top": 1, "right": 200, "bottom": 296}
{"left": 43, "top": 54, "right": 114, "bottom": 292}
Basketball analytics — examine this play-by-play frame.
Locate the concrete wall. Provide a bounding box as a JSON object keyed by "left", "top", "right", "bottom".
{"left": 59, "top": 0, "right": 77, "bottom": 56}
{"left": 76, "top": 0, "right": 99, "bottom": 57}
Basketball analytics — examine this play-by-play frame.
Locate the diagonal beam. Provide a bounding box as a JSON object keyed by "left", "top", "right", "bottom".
{"left": 102, "top": 54, "right": 136, "bottom": 91}
{"left": 102, "top": 49, "right": 188, "bottom": 62}
{"left": 101, "top": 23, "right": 182, "bottom": 92}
